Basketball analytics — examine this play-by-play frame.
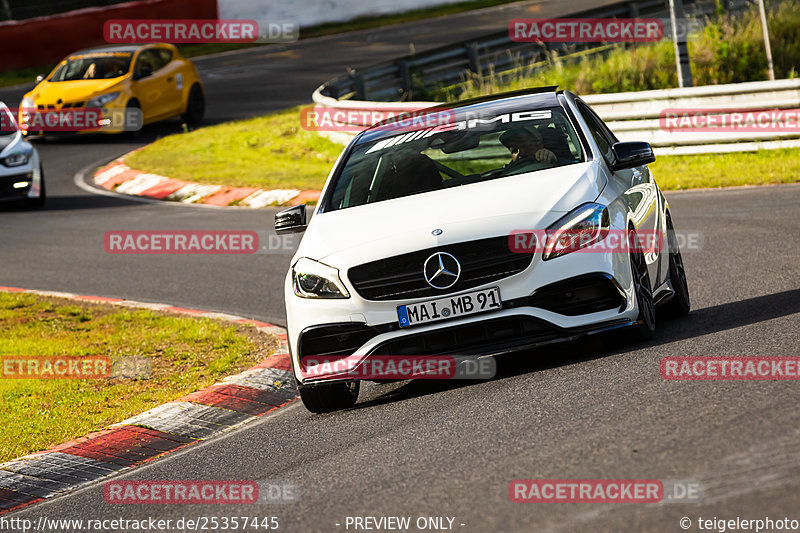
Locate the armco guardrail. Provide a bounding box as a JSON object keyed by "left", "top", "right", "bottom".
{"left": 316, "top": 0, "right": 747, "bottom": 103}
{"left": 594, "top": 78, "right": 800, "bottom": 154}
{"left": 312, "top": 78, "right": 800, "bottom": 155}
{"left": 311, "top": 0, "right": 798, "bottom": 155}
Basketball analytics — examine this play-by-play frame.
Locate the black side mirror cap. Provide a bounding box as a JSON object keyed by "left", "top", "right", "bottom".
{"left": 610, "top": 141, "right": 655, "bottom": 171}
{"left": 275, "top": 204, "right": 307, "bottom": 234}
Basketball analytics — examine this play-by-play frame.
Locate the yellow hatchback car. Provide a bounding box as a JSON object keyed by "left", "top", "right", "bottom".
{"left": 20, "top": 43, "right": 204, "bottom": 135}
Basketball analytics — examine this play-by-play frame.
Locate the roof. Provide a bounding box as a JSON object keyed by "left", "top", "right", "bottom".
{"left": 68, "top": 44, "right": 143, "bottom": 56}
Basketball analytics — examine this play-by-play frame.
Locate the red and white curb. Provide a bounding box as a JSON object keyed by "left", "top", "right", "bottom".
{"left": 93, "top": 153, "right": 321, "bottom": 208}
{"left": 0, "top": 286, "right": 297, "bottom": 515}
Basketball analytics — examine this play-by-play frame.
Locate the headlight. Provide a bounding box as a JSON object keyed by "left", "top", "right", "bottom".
{"left": 20, "top": 97, "right": 35, "bottom": 124}
{"left": 1, "top": 148, "right": 32, "bottom": 167}
{"left": 87, "top": 92, "right": 120, "bottom": 108}
{"left": 543, "top": 203, "right": 610, "bottom": 260}
{"left": 292, "top": 258, "right": 350, "bottom": 299}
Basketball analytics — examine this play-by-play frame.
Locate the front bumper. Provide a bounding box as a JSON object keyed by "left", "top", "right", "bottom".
{"left": 19, "top": 106, "right": 139, "bottom": 136}
{"left": 0, "top": 170, "right": 34, "bottom": 200}
{"left": 286, "top": 246, "right": 638, "bottom": 385}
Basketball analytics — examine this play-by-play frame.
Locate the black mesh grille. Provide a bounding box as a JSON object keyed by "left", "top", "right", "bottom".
{"left": 298, "top": 323, "right": 383, "bottom": 358}
{"left": 368, "top": 316, "right": 560, "bottom": 356}
{"left": 348, "top": 235, "right": 534, "bottom": 301}
{"left": 526, "top": 274, "right": 625, "bottom": 316}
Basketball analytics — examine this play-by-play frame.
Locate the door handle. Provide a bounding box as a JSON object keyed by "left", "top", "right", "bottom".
{"left": 167, "top": 76, "right": 174, "bottom": 82}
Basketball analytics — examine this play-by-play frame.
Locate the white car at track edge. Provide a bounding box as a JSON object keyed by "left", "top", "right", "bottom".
{"left": 0, "top": 102, "right": 45, "bottom": 208}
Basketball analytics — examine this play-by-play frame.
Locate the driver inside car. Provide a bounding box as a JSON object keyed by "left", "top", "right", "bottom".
{"left": 499, "top": 126, "right": 557, "bottom": 169}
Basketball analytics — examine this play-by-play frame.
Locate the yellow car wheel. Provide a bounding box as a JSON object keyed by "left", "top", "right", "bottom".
{"left": 181, "top": 84, "right": 205, "bottom": 127}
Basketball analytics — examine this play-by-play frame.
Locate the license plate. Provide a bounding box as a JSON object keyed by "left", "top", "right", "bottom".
{"left": 397, "top": 287, "right": 502, "bottom": 328}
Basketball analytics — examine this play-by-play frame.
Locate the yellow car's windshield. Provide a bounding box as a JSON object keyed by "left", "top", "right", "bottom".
{"left": 49, "top": 53, "right": 133, "bottom": 82}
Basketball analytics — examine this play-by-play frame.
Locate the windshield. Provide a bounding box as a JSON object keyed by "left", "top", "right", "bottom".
{"left": 49, "top": 53, "right": 133, "bottom": 82}
{"left": 326, "top": 106, "right": 584, "bottom": 211}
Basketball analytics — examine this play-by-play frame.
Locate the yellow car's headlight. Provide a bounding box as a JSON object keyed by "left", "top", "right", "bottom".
{"left": 87, "top": 92, "right": 120, "bottom": 108}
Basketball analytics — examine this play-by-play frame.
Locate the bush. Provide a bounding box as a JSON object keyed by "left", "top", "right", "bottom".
{"left": 444, "top": 0, "right": 799, "bottom": 100}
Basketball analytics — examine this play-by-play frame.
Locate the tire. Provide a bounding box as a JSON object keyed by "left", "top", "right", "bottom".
{"left": 125, "top": 99, "right": 142, "bottom": 139}
{"left": 629, "top": 229, "right": 656, "bottom": 340}
{"left": 25, "top": 165, "right": 46, "bottom": 209}
{"left": 662, "top": 214, "right": 691, "bottom": 317}
{"left": 181, "top": 84, "right": 205, "bottom": 126}
{"left": 298, "top": 381, "right": 359, "bottom": 413}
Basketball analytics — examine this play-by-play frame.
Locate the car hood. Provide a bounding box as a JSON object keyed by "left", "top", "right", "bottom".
{"left": 298, "top": 161, "right": 605, "bottom": 267}
{"left": 0, "top": 132, "right": 21, "bottom": 154}
{"left": 28, "top": 79, "right": 124, "bottom": 104}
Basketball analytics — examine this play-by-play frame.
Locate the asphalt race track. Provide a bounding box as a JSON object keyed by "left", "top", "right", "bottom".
{"left": 2, "top": 0, "right": 800, "bottom": 531}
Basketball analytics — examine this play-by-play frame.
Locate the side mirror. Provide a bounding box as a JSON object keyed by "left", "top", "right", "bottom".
{"left": 610, "top": 141, "right": 655, "bottom": 171}
{"left": 34, "top": 75, "right": 44, "bottom": 85}
{"left": 275, "top": 204, "right": 307, "bottom": 234}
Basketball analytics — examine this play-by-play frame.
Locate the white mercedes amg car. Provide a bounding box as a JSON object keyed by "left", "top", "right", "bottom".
{"left": 277, "top": 87, "right": 690, "bottom": 412}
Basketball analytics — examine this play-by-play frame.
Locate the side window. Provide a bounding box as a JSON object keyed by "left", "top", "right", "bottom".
{"left": 135, "top": 49, "right": 169, "bottom": 76}
{"left": 156, "top": 48, "right": 173, "bottom": 68}
{"left": 577, "top": 102, "right": 615, "bottom": 163}
{"left": 588, "top": 105, "right": 619, "bottom": 145}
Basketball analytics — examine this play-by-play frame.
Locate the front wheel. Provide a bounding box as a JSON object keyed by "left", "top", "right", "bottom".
{"left": 630, "top": 233, "right": 656, "bottom": 340}
{"left": 298, "top": 381, "right": 359, "bottom": 413}
{"left": 181, "top": 84, "right": 205, "bottom": 126}
{"left": 125, "top": 99, "right": 142, "bottom": 139}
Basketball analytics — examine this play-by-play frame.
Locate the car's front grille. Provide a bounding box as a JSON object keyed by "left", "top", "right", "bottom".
{"left": 37, "top": 102, "right": 85, "bottom": 109}
{"left": 367, "top": 316, "right": 561, "bottom": 356}
{"left": 348, "top": 235, "right": 534, "bottom": 301}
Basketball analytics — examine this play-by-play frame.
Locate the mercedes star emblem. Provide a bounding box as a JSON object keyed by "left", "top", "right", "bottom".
{"left": 423, "top": 252, "right": 461, "bottom": 289}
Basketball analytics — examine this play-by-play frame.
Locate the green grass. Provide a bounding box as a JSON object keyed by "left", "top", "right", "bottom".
{"left": 651, "top": 148, "right": 800, "bottom": 190}
{"left": 0, "top": 292, "right": 278, "bottom": 462}
{"left": 0, "top": 0, "right": 520, "bottom": 88}
{"left": 125, "top": 105, "right": 344, "bottom": 190}
{"left": 441, "top": 0, "right": 800, "bottom": 100}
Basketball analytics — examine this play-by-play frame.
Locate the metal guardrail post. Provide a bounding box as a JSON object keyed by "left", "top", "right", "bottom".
{"left": 466, "top": 42, "right": 482, "bottom": 77}
{"left": 669, "top": 0, "right": 694, "bottom": 88}
{"left": 398, "top": 60, "right": 411, "bottom": 100}
{"left": 351, "top": 71, "right": 366, "bottom": 100}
